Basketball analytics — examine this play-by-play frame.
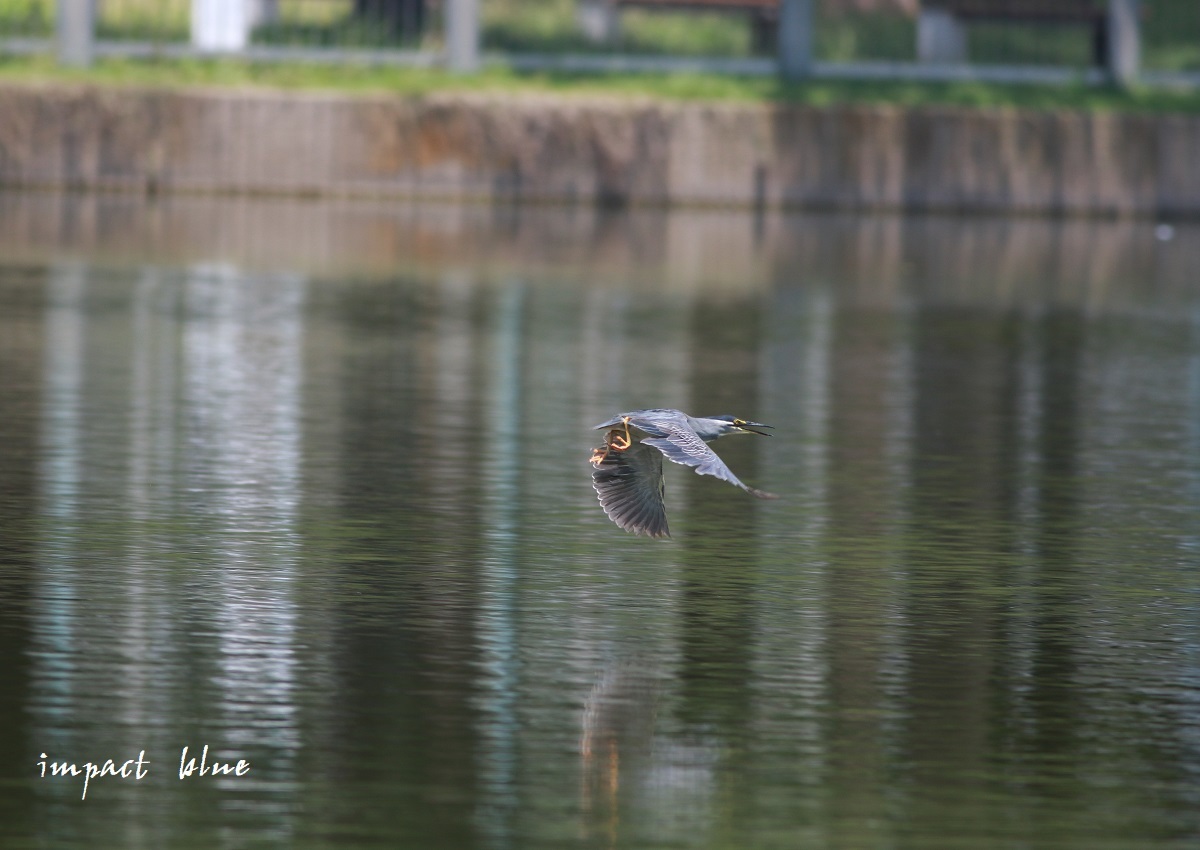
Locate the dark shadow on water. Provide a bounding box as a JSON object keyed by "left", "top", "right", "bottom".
{"left": 0, "top": 267, "right": 43, "bottom": 845}
{"left": 902, "top": 305, "right": 1032, "bottom": 793}
{"left": 1026, "top": 309, "right": 1086, "bottom": 766}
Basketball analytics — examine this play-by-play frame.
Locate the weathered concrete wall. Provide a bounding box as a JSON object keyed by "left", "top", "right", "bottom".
{"left": 0, "top": 84, "right": 1196, "bottom": 215}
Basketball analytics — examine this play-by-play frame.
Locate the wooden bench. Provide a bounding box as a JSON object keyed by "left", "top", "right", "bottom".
{"left": 921, "top": 0, "right": 1110, "bottom": 66}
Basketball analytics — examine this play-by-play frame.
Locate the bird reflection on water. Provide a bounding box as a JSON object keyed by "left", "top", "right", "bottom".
{"left": 589, "top": 409, "right": 778, "bottom": 538}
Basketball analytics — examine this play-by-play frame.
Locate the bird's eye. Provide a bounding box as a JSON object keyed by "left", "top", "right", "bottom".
{"left": 733, "top": 418, "right": 746, "bottom": 426}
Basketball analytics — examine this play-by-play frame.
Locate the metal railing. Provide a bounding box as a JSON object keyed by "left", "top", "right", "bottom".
{"left": 1, "top": 0, "right": 1195, "bottom": 89}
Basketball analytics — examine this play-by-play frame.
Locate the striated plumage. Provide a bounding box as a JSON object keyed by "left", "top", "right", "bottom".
{"left": 590, "top": 409, "right": 777, "bottom": 538}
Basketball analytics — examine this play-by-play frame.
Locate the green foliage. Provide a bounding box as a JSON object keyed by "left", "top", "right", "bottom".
{"left": 617, "top": 9, "right": 753, "bottom": 56}
{"left": 481, "top": 0, "right": 588, "bottom": 52}
{"left": 1142, "top": 0, "right": 1200, "bottom": 71}
{"left": 253, "top": 18, "right": 423, "bottom": 49}
{"left": 482, "top": 0, "right": 752, "bottom": 56}
{"left": 94, "top": 2, "right": 189, "bottom": 42}
{"left": 816, "top": 10, "right": 915, "bottom": 62}
{"left": 968, "top": 21, "right": 1096, "bottom": 68}
{"left": 0, "top": 0, "right": 50, "bottom": 37}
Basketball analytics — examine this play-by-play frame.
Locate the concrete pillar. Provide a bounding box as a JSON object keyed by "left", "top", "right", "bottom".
{"left": 446, "top": 0, "right": 480, "bottom": 73}
{"left": 1107, "top": 0, "right": 1140, "bottom": 88}
{"left": 778, "top": 0, "right": 813, "bottom": 81}
{"left": 192, "top": 0, "right": 253, "bottom": 52}
{"left": 577, "top": 0, "right": 620, "bottom": 45}
{"left": 57, "top": 0, "right": 96, "bottom": 68}
{"left": 917, "top": 8, "right": 967, "bottom": 64}
{"left": 249, "top": 0, "right": 279, "bottom": 28}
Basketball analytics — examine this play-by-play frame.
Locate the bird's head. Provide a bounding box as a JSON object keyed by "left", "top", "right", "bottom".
{"left": 697, "top": 415, "right": 774, "bottom": 440}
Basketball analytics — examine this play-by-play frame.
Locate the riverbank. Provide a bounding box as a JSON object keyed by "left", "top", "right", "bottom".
{"left": 0, "top": 79, "right": 1197, "bottom": 215}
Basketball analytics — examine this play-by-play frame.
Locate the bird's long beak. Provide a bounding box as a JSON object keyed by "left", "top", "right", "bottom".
{"left": 736, "top": 421, "right": 773, "bottom": 437}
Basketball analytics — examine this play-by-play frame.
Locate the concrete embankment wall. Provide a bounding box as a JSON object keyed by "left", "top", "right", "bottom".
{"left": 0, "top": 84, "right": 1197, "bottom": 216}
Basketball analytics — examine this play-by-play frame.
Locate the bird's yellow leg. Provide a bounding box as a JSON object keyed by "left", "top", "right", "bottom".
{"left": 610, "top": 417, "right": 633, "bottom": 451}
{"left": 590, "top": 421, "right": 634, "bottom": 467}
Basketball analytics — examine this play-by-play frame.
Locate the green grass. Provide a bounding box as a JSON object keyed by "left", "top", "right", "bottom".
{"left": 1, "top": 52, "right": 1200, "bottom": 114}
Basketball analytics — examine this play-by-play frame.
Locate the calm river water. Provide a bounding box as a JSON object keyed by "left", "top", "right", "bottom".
{"left": 0, "top": 193, "right": 1198, "bottom": 849}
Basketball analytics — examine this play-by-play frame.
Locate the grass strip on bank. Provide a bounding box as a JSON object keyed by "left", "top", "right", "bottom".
{"left": 1, "top": 53, "right": 1200, "bottom": 114}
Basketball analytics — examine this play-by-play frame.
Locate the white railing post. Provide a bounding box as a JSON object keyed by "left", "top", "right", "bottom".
{"left": 446, "top": 0, "right": 480, "bottom": 73}
{"left": 192, "top": 0, "right": 253, "bottom": 52}
{"left": 1107, "top": 0, "right": 1140, "bottom": 88}
{"left": 578, "top": 0, "right": 620, "bottom": 45}
{"left": 778, "top": 0, "right": 813, "bottom": 81}
{"left": 918, "top": 8, "right": 967, "bottom": 64}
{"left": 57, "top": 0, "right": 97, "bottom": 67}
{"left": 249, "top": 0, "right": 280, "bottom": 28}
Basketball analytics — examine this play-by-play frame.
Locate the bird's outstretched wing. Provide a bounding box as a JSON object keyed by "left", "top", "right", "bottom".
{"left": 592, "top": 441, "right": 670, "bottom": 538}
{"left": 642, "top": 424, "right": 778, "bottom": 500}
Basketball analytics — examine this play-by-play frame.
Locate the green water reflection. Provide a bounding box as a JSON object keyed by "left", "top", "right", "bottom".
{"left": 0, "top": 196, "right": 1197, "bottom": 849}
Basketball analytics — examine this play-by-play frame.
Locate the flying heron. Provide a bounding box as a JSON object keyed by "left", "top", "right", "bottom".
{"left": 589, "top": 409, "right": 778, "bottom": 538}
